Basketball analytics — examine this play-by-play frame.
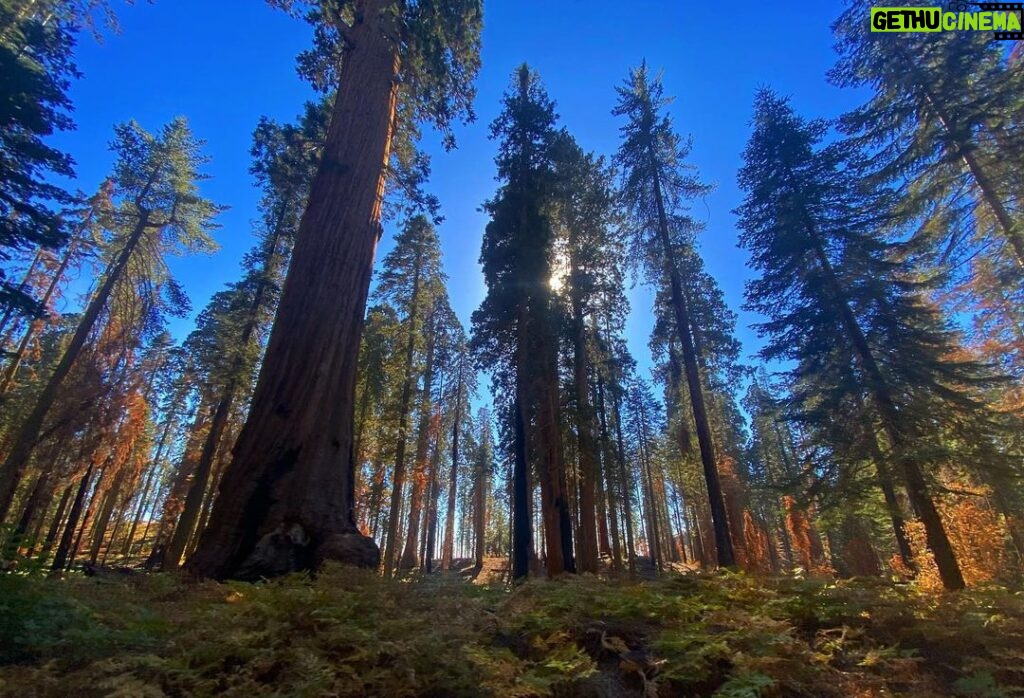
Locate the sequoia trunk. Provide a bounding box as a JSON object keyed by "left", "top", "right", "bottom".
{"left": 186, "top": 12, "right": 399, "bottom": 579}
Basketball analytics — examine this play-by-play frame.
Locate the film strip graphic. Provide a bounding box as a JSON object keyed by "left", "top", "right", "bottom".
{"left": 950, "top": 1, "right": 1024, "bottom": 38}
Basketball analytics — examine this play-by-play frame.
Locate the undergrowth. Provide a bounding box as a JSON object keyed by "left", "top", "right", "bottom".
{"left": 1, "top": 566, "right": 1023, "bottom": 697}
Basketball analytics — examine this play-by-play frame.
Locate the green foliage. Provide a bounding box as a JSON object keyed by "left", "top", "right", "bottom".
{"left": 268, "top": 0, "right": 482, "bottom": 219}
{"left": 735, "top": 88, "right": 1018, "bottom": 519}
{"left": 0, "top": 0, "right": 78, "bottom": 317}
{"left": 3, "top": 568, "right": 1023, "bottom": 697}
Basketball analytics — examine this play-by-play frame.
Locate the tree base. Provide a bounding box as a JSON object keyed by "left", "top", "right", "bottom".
{"left": 232, "top": 525, "right": 379, "bottom": 581}
{"left": 317, "top": 532, "right": 381, "bottom": 570}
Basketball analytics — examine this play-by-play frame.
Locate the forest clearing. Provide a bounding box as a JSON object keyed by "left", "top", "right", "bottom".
{"left": 1, "top": 0, "right": 1023, "bottom": 695}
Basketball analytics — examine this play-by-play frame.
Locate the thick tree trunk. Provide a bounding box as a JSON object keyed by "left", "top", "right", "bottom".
{"left": 167, "top": 202, "right": 286, "bottom": 568}
{"left": 511, "top": 396, "right": 531, "bottom": 581}
{"left": 186, "top": 14, "right": 400, "bottom": 579}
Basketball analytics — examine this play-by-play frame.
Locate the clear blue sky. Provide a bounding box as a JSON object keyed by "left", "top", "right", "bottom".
{"left": 54, "top": 0, "right": 866, "bottom": 389}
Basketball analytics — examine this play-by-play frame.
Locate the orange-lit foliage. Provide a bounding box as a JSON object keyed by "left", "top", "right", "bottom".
{"left": 903, "top": 489, "right": 1007, "bottom": 591}
{"left": 719, "top": 456, "right": 750, "bottom": 569}
{"left": 742, "top": 509, "right": 773, "bottom": 575}
{"left": 947, "top": 254, "right": 1024, "bottom": 412}
{"left": 784, "top": 496, "right": 832, "bottom": 575}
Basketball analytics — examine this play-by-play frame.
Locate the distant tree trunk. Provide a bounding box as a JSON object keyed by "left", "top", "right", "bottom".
{"left": 185, "top": 9, "right": 400, "bottom": 579}
{"left": 874, "top": 445, "right": 916, "bottom": 572}
{"left": 442, "top": 369, "right": 464, "bottom": 570}
{"left": 0, "top": 210, "right": 150, "bottom": 522}
{"left": 570, "top": 270, "right": 599, "bottom": 573}
{"left": 596, "top": 376, "right": 622, "bottom": 569}
{"left": 381, "top": 267, "right": 423, "bottom": 575}
{"left": 533, "top": 298, "right": 575, "bottom": 576}
{"left": 400, "top": 313, "right": 438, "bottom": 571}
{"left": 138, "top": 478, "right": 167, "bottom": 559}
{"left": 688, "top": 503, "right": 708, "bottom": 568}
{"left": 189, "top": 441, "right": 232, "bottom": 560}
{"left": 596, "top": 461, "right": 611, "bottom": 558}
{"left": 121, "top": 406, "right": 176, "bottom": 559}
{"left": 352, "top": 362, "right": 375, "bottom": 518}
{"left": 649, "top": 166, "right": 734, "bottom": 567}
{"left": 422, "top": 423, "right": 442, "bottom": 572}
{"left": 669, "top": 487, "right": 686, "bottom": 563}
{"left": 367, "top": 449, "right": 387, "bottom": 539}
{"left": 633, "top": 392, "right": 662, "bottom": 570}
{"left": 157, "top": 396, "right": 212, "bottom": 544}
{"left": 164, "top": 392, "right": 236, "bottom": 568}
{"left": 9, "top": 469, "right": 52, "bottom": 553}
{"left": 88, "top": 472, "right": 126, "bottom": 565}
{"left": 610, "top": 381, "right": 636, "bottom": 573}
{"left": 472, "top": 453, "right": 487, "bottom": 570}
{"left": 50, "top": 463, "right": 94, "bottom": 573}
{"left": 39, "top": 484, "right": 72, "bottom": 559}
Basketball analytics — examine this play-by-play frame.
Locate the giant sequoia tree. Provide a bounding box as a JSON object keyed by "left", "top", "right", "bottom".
{"left": 187, "top": 0, "right": 481, "bottom": 579}
{"left": 613, "top": 63, "right": 736, "bottom": 567}
{"left": 550, "top": 137, "right": 623, "bottom": 573}
{"left": 472, "top": 65, "right": 575, "bottom": 578}
{"left": 161, "top": 106, "right": 326, "bottom": 571}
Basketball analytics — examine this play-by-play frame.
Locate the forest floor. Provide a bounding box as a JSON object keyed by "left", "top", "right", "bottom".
{"left": 1, "top": 561, "right": 1023, "bottom": 698}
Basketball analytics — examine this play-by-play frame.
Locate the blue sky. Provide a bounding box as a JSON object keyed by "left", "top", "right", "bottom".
{"left": 54, "top": 0, "right": 867, "bottom": 390}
